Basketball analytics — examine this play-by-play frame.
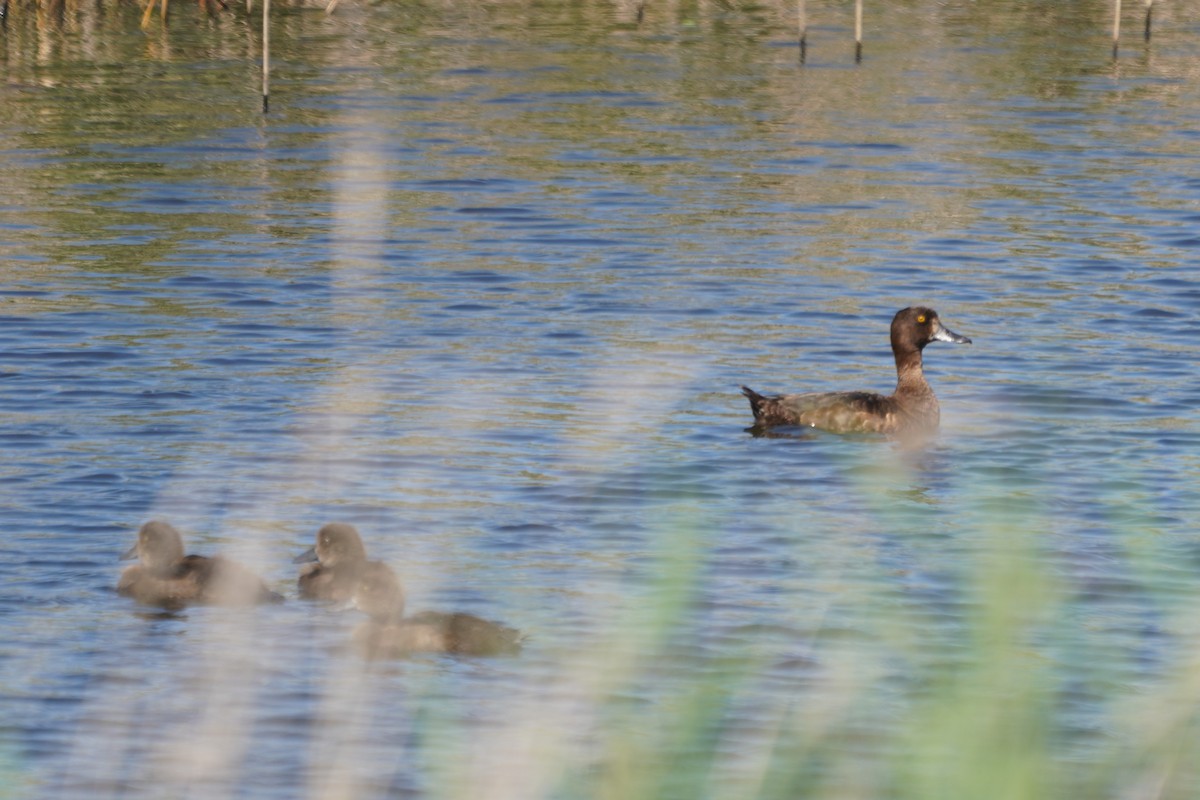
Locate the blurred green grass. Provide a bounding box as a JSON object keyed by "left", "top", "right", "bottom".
{"left": 443, "top": 492, "right": 1200, "bottom": 800}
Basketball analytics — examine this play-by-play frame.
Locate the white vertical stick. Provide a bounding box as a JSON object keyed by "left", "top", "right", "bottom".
{"left": 1112, "top": 0, "right": 1121, "bottom": 57}
{"left": 854, "top": 0, "right": 863, "bottom": 62}
{"left": 262, "top": 0, "right": 270, "bottom": 113}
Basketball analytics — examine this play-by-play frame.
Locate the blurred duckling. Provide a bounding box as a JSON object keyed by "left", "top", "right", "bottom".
{"left": 118, "top": 520, "right": 283, "bottom": 609}
{"left": 293, "top": 522, "right": 369, "bottom": 602}
{"left": 351, "top": 562, "right": 523, "bottom": 658}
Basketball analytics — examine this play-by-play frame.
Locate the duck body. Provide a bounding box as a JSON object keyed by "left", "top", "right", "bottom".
{"left": 741, "top": 388, "right": 937, "bottom": 436}
{"left": 118, "top": 520, "right": 283, "bottom": 609}
{"left": 293, "top": 522, "right": 369, "bottom": 602}
{"left": 352, "top": 562, "right": 523, "bottom": 658}
{"left": 354, "top": 610, "right": 525, "bottom": 659}
{"left": 742, "top": 306, "right": 970, "bottom": 437}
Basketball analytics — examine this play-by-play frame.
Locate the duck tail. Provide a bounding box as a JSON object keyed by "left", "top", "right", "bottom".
{"left": 741, "top": 385, "right": 768, "bottom": 420}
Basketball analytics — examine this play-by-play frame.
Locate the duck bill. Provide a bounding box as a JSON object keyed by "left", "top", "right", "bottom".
{"left": 119, "top": 543, "right": 139, "bottom": 561}
{"left": 932, "top": 321, "right": 971, "bottom": 345}
{"left": 292, "top": 545, "right": 319, "bottom": 565}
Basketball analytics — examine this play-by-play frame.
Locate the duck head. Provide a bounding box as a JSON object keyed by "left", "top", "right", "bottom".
{"left": 293, "top": 522, "right": 368, "bottom": 567}
{"left": 352, "top": 561, "right": 407, "bottom": 623}
{"left": 120, "top": 520, "right": 186, "bottom": 576}
{"left": 891, "top": 306, "right": 971, "bottom": 355}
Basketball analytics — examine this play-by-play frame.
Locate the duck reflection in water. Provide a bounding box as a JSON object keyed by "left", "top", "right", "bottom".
{"left": 117, "top": 520, "right": 283, "bottom": 609}
{"left": 351, "top": 562, "right": 524, "bottom": 659}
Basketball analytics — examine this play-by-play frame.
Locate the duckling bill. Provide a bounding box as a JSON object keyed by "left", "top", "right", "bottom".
{"left": 117, "top": 520, "right": 283, "bottom": 609}
{"left": 742, "top": 306, "right": 970, "bottom": 437}
{"left": 351, "top": 562, "right": 523, "bottom": 658}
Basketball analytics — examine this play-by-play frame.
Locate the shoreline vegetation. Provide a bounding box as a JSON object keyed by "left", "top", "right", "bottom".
{"left": 0, "top": 0, "right": 1163, "bottom": 52}
{"left": 0, "top": 0, "right": 1180, "bottom": 111}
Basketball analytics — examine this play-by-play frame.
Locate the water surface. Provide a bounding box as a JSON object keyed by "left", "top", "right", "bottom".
{"left": 2, "top": 1, "right": 1199, "bottom": 797}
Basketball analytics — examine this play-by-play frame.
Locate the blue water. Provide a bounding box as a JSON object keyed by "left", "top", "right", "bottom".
{"left": 1, "top": 1, "right": 1199, "bottom": 797}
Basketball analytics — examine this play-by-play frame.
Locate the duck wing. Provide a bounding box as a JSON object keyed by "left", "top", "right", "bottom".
{"left": 742, "top": 386, "right": 898, "bottom": 434}
{"left": 406, "top": 611, "right": 524, "bottom": 656}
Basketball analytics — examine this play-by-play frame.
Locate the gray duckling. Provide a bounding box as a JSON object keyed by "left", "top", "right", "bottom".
{"left": 742, "top": 306, "right": 971, "bottom": 437}
{"left": 118, "top": 520, "right": 283, "bottom": 609}
{"left": 351, "top": 562, "right": 524, "bottom": 658}
{"left": 293, "top": 522, "right": 369, "bottom": 602}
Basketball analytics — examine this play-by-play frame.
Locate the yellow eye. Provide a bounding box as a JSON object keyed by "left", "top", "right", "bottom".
{"left": 917, "top": 315, "right": 926, "bottom": 323}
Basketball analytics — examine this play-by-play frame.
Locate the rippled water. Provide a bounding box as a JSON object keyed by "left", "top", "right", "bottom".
{"left": 2, "top": 0, "right": 1199, "bottom": 797}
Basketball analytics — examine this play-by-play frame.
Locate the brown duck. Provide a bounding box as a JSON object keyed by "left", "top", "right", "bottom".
{"left": 117, "top": 520, "right": 283, "bottom": 609}
{"left": 351, "top": 562, "right": 524, "bottom": 658}
{"left": 742, "top": 306, "right": 971, "bottom": 437}
{"left": 293, "top": 522, "right": 369, "bottom": 602}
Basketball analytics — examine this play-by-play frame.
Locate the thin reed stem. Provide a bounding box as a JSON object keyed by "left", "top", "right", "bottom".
{"left": 1112, "top": 0, "right": 1122, "bottom": 57}
{"left": 262, "top": 0, "right": 269, "bottom": 113}
{"left": 854, "top": 0, "right": 863, "bottom": 63}
{"left": 798, "top": 0, "right": 807, "bottom": 63}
